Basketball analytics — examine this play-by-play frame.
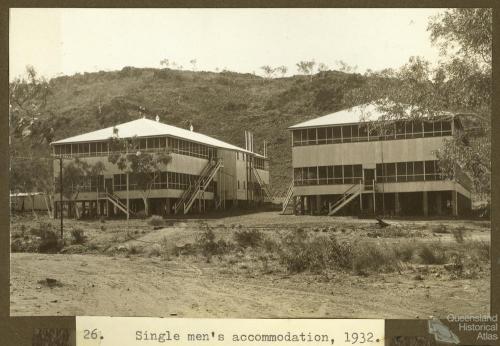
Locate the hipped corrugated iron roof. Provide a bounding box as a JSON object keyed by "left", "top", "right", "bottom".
{"left": 289, "top": 103, "right": 456, "bottom": 129}
{"left": 51, "top": 118, "right": 264, "bottom": 157}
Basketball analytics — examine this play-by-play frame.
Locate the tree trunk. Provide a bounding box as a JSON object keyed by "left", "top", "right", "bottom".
{"left": 43, "top": 194, "right": 53, "bottom": 218}
{"left": 74, "top": 202, "right": 81, "bottom": 219}
{"left": 142, "top": 197, "right": 149, "bottom": 216}
{"left": 30, "top": 195, "right": 38, "bottom": 219}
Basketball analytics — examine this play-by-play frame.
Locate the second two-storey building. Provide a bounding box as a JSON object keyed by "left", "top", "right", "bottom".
{"left": 282, "top": 104, "right": 472, "bottom": 217}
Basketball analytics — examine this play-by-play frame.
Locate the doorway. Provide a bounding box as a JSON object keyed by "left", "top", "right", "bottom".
{"left": 364, "top": 169, "right": 375, "bottom": 186}
{"left": 105, "top": 178, "right": 113, "bottom": 193}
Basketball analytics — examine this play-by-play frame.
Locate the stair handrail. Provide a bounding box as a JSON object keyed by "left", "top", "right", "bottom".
{"left": 173, "top": 161, "right": 215, "bottom": 213}
{"left": 329, "top": 182, "right": 362, "bottom": 213}
{"left": 183, "top": 158, "right": 223, "bottom": 214}
{"left": 252, "top": 167, "right": 274, "bottom": 200}
{"left": 108, "top": 193, "right": 128, "bottom": 211}
{"left": 281, "top": 181, "right": 295, "bottom": 213}
{"left": 104, "top": 192, "right": 132, "bottom": 215}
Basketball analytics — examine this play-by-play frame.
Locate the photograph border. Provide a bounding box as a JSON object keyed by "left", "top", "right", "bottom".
{"left": 0, "top": 1, "right": 498, "bottom": 345}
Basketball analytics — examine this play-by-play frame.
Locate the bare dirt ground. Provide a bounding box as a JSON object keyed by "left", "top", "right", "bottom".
{"left": 10, "top": 212, "right": 490, "bottom": 318}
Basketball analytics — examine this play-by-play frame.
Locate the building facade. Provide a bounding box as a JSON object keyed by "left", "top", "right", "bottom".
{"left": 51, "top": 118, "right": 270, "bottom": 218}
{"left": 283, "top": 104, "right": 472, "bottom": 217}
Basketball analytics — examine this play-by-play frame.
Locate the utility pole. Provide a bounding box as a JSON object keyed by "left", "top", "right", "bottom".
{"left": 59, "top": 157, "right": 63, "bottom": 239}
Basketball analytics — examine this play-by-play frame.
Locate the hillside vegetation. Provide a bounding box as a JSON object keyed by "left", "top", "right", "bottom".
{"left": 42, "top": 67, "right": 367, "bottom": 193}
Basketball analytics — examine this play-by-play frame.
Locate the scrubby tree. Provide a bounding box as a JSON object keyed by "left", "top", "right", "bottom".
{"left": 296, "top": 60, "right": 316, "bottom": 80}
{"left": 107, "top": 136, "right": 171, "bottom": 216}
{"left": 9, "top": 65, "right": 53, "bottom": 145}
{"left": 190, "top": 59, "right": 197, "bottom": 71}
{"left": 335, "top": 60, "right": 357, "bottom": 73}
{"left": 317, "top": 63, "right": 329, "bottom": 73}
{"left": 347, "top": 8, "right": 491, "bottom": 202}
{"left": 276, "top": 65, "right": 288, "bottom": 78}
{"left": 59, "top": 158, "right": 105, "bottom": 219}
{"left": 160, "top": 58, "right": 170, "bottom": 68}
{"left": 260, "top": 65, "right": 275, "bottom": 79}
{"left": 10, "top": 66, "right": 55, "bottom": 216}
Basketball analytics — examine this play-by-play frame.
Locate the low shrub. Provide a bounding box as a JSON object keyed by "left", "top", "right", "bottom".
{"left": 38, "top": 228, "right": 63, "bottom": 253}
{"left": 70, "top": 228, "right": 87, "bottom": 244}
{"left": 233, "top": 229, "right": 263, "bottom": 248}
{"left": 418, "top": 244, "right": 447, "bottom": 264}
{"left": 352, "top": 243, "right": 400, "bottom": 275}
{"left": 135, "top": 210, "right": 147, "bottom": 219}
{"left": 196, "top": 228, "right": 218, "bottom": 262}
{"left": 196, "top": 228, "right": 232, "bottom": 262}
{"left": 147, "top": 244, "right": 162, "bottom": 257}
{"left": 148, "top": 215, "right": 164, "bottom": 228}
{"left": 393, "top": 242, "right": 415, "bottom": 262}
{"left": 433, "top": 224, "right": 450, "bottom": 234}
{"left": 11, "top": 238, "right": 38, "bottom": 252}
{"left": 127, "top": 244, "right": 142, "bottom": 255}
{"left": 160, "top": 237, "right": 170, "bottom": 261}
{"left": 451, "top": 227, "right": 466, "bottom": 243}
{"left": 29, "top": 222, "right": 54, "bottom": 236}
{"left": 460, "top": 240, "right": 490, "bottom": 264}
{"left": 277, "top": 230, "right": 353, "bottom": 273}
{"left": 262, "top": 237, "right": 279, "bottom": 253}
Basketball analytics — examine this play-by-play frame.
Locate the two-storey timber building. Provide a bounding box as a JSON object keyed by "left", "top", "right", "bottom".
{"left": 282, "top": 104, "right": 472, "bottom": 217}
{"left": 51, "top": 117, "right": 271, "bottom": 218}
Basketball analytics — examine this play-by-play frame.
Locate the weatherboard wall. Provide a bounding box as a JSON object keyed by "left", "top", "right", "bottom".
{"left": 291, "top": 136, "right": 449, "bottom": 168}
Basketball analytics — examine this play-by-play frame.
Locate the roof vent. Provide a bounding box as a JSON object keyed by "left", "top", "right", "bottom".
{"left": 188, "top": 120, "right": 194, "bottom": 132}
{"left": 155, "top": 115, "right": 160, "bottom": 122}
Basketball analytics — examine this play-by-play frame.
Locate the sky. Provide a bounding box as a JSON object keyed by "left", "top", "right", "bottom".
{"left": 9, "top": 8, "right": 444, "bottom": 80}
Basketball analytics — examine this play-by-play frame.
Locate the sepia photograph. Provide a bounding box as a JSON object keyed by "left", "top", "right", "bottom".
{"left": 9, "top": 8, "right": 491, "bottom": 318}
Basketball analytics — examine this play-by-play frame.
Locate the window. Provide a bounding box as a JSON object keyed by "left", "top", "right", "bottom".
{"left": 425, "top": 160, "right": 437, "bottom": 180}
{"left": 353, "top": 165, "right": 363, "bottom": 183}
{"left": 343, "top": 165, "right": 353, "bottom": 184}
{"left": 384, "top": 123, "right": 396, "bottom": 140}
{"left": 404, "top": 122, "right": 414, "bottom": 139}
{"left": 423, "top": 121, "right": 434, "bottom": 137}
{"left": 395, "top": 121, "right": 406, "bottom": 140}
{"left": 307, "top": 128, "right": 317, "bottom": 145}
{"left": 333, "top": 165, "right": 343, "bottom": 184}
{"left": 291, "top": 116, "right": 453, "bottom": 147}
{"left": 376, "top": 164, "right": 384, "bottom": 182}
{"left": 358, "top": 125, "right": 368, "bottom": 142}
{"left": 342, "top": 125, "right": 352, "bottom": 143}
{"left": 327, "top": 166, "right": 334, "bottom": 184}
{"left": 385, "top": 163, "right": 396, "bottom": 182}
{"left": 113, "top": 174, "right": 126, "bottom": 191}
{"left": 332, "top": 127, "right": 342, "bottom": 143}
{"left": 318, "top": 166, "right": 327, "bottom": 185}
{"left": 255, "top": 157, "right": 267, "bottom": 170}
{"left": 413, "top": 121, "right": 423, "bottom": 138}
{"left": 167, "top": 137, "right": 212, "bottom": 159}
{"left": 396, "top": 162, "right": 407, "bottom": 182}
{"left": 414, "top": 161, "right": 424, "bottom": 181}
{"left": 293, "top": 130, "right": 302, "bottom": 146}
{"left": 368, "top": 126, "right": 381, "bottom": 141}
{"left": 432, "top": 121, "right": 442, "bottom": 137}
{"left": 350, "top": 125, "right": 359, "bottom": 142}
{"left": 306, "top": 167, "right": 317, "bottom": 185}
{"left": 317, "top": 128, "right": 327, "bottom": 144}
{"left": 442, "top": 120, "right": 452, "bottom": 136}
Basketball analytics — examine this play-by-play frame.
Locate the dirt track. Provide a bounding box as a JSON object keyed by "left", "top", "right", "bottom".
{"left": 10, "top": 252, "right": 489, "bottom": 318}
